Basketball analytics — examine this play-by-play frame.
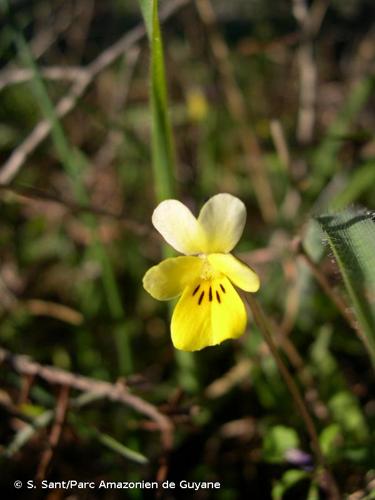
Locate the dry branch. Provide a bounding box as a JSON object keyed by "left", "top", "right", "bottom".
{"left": 0, "top": 347, "right": 174, "bottom": 450}
{"left": 36, "top": 385, "right": 70, "bottom": 481}
{"left": 292, "top": 0, "right": 330, "bottom": 144}
{"left": 0, "top": 184, "right": 150, "bottom": 236}
{"left": 0, "top": 67, "right": 88, "bottom": 91}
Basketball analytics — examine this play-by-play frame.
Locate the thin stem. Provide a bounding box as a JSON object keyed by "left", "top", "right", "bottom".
{"left": 246, "top": 294, "right": 340, "bottom": 500}
{"left": 139, "top": 0, "right": 198, "bottom": 392}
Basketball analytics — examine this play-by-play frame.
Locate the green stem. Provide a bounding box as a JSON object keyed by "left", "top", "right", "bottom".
{"left": 139, "top": 0, "right": 198, "bottom": 392}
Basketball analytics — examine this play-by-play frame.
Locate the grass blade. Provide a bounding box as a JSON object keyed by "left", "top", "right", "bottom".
{"left": 96, "top": 432, "right": 149, "bottom": 465}
{"left": 138, "top": 0, "right": 175, "bottom": 200}
{"left": 3, "top": 410, "right": 54, "bottom": 457}
{"left": 138, "top": 0, "right": 198, "bottom": 392}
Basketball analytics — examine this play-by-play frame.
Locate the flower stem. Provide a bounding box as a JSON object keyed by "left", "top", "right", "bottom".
{"left": 246, "top": 294, "right": 340, "bottom": 500}
{"left": 139, "top": 0, "right": 198, "bottom": 392}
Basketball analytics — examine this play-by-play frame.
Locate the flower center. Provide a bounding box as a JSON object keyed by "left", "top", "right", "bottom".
{"left": 199, "top": 255, "right": 220, "bottom": 281}
{"left": 190, "top": 257, "right": 226, "bottom": 306}
{"left": 191, "top": 278, "right": 227, "bottom": 306}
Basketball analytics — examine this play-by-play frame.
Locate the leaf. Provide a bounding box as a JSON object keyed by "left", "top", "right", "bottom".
{"left": 70, "top": 413, "right": 149, "bottom": 465}
{"left": 3, "top": 411, "right": 53, "bottom": 457}
{"left": 316, "top": 209, "right": 375, "bottom": 366}
{"left": 263, "top": 425, "right": 300, "bottom": 463}
{"left": 319, "top": 424, "right": 341, "bottom": 460}
{"left": 138, "top": 0, "right": 175, "bottom": 200}
{"left": 272, "top": 469, "right": 310, "bottom": 500}
{"left": 328, "top": 391, "right": 369, "bottom": 442}
{"left": 332, "top": 159, "right": 375, "bottom": 209}
{"left": 96, "top": 433, "right": 149, "bottom": 465}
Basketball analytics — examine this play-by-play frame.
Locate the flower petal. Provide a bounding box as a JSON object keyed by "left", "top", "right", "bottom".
{"left": 208, "top": 253, "right": 260, "bottom": 292}
{"left": 152, "top": 200, "right": 205, "bottom": 255}
{"left": 171, "top": 276, "right": 247, "bottom": 351}
{"left": 143, "top": 256, "right": 203, "bottom": 300}
{"left": 198, "top": 193, "right": 246, "bottom": 253}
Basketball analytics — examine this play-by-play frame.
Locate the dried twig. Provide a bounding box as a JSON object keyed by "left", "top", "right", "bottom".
{"left": 0, "top": 66, "right": 88, "bottom": 91}
{"left": 292, "top": 0, "right": 330, "bottom": 144}
{"left": 30, "top": 0, "right": 77, "bottom": 59}
{"left": 93, "top": 46, "right": 141, "bottom": 167}
{"left": 36, "top": 385, "right": 70, "bottom": 481}
{"left": 195, "top": 0, "right": 277, "bottom": 223}
{"left": 0, "top": 347, "right": 174, "bottom": 450}
{"left": 20, "top": 299, "right": 84, "bottom": 326}
{"left": 270, "top": 119, "right": 291, "bottom": 171}
{"left": 0, "top": 184, "right": 150, "bottom": 236}
{"left": 205, "top": 359, "right": 252, "bottom": 399}
{"left": 0, "top": 0, "right": 190, "bottom": 185}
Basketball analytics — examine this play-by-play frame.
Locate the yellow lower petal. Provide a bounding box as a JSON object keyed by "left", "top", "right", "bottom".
{"left": 143, "top": 256, "right": 203, "bottom": 300}
{"left": 208, "top": 253, "right": 260, "bottom": 292}
{"left": 171, "top": 276, "right": 247, "bottom": 351}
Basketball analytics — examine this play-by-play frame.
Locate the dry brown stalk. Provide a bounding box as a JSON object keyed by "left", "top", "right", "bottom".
{"left": 292, "top": 0, "right": 330, "bottom": 144}
{"left": 35, "top": 385, "right": 70, "bottom": 481}
{"left": 93, "top": 46, "right": 141, "bottom": 168}
{"left": 205, "top": 359, "right": 252, "bottom": 399}
{"left": 0, "top": 66, "right": 88, "bottom": 91}
{"left": 21, "top": 299, "right": 84, "bottom": 326}
{"left": 0, "top": 347, "right": 174, "bottom": 450}
{"left": 270, "top": 119, "right": 291, "bottom": 171}
{"left": 0, "top": 185, "right": 150, "bottom": 236}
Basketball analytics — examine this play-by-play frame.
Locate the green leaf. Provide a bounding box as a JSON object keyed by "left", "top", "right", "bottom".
{"left": 69, "top": 414, "right": 149, "bottom": 465}
{"left": 272, "top": 469, "right": 310, "bottom": 500}
{"left": 2, "top": 410, "right": 53, "bottom": 457}
{"left": 263, "top": 425, "right": 300, "bottom": 463}
{"left": 138, "top": 0, "right": 175, "bottom": 200}
{"left": 328, "top": 391, "right": 369, "bottom": 442}
{"left": 317, "top": 209, "right": 375, "bottom": 366}
{"left": 319, "top": 424, "right": 341, "bottom": 460}
{"left": 332, "top": 159, "right": 375, "bottom": 209}
{"left": 96, "top": 433, "right": 149, "bottom": 465}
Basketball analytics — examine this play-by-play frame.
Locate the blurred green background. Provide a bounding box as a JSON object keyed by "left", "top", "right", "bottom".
{"left": 0, "top": 0, "right": 374, "bottom": 498}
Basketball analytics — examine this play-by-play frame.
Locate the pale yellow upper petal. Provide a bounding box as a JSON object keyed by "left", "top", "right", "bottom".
{"left": 198, "top": 193, "right": 246, "bottom": 253}
{"left": 208, "top": 253, "right": 260, "bottom": 292}
{"left": 171, "top": 276, "right": 247, "bottom": 351}
{"left": 152, "top": 200, "right": 206, "bottom": 255}
{"left": 143, "top": 256, "right": 203, "bottom": 300}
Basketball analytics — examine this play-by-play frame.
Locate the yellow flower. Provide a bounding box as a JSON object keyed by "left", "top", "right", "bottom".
{"left": 186, "top": 88, "right": 209, "bottom": 122}
{"left": 143, "top": 193, "right": 260, "bottom": 351}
